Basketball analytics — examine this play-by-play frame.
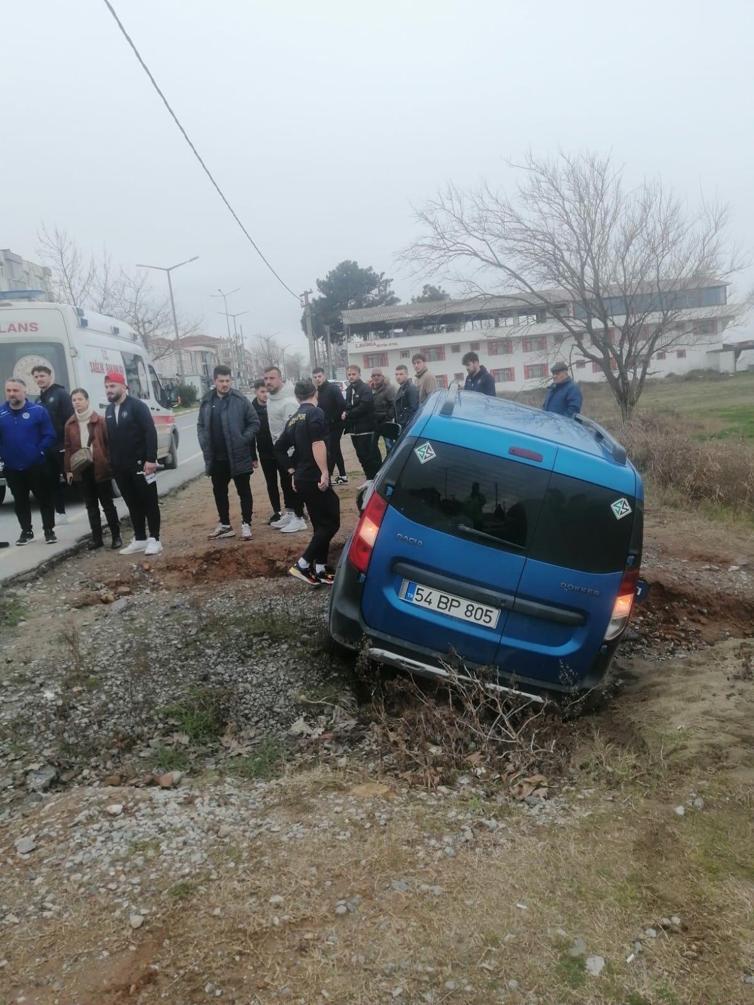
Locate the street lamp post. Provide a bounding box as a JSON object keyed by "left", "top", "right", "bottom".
{"left": 135, "top": 256, "right": 199, "bottom": 379}
{"left": 217, "top": 309, "right": 249, "bottom": 383}
{"left": 211, "top": 287, "right": 241, "bottom": 379}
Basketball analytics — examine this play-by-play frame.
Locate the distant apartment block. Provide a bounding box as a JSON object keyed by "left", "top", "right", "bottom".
{"left": 342, "top": 281, "right": 744, "bottom": 391}
{"left": 0, "top": 249, "right": 52, "bottom": 296}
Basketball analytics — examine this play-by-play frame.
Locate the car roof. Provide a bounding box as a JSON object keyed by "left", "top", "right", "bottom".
{"left": 422, "top": 390, "right": 628, "bottom": 466}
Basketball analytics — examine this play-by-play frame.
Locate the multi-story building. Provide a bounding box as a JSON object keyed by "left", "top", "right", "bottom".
{"left": 0, "top": 249, "right": 52, "bottom": 296}
{"left": 342, "top": 280, "right": 743, "bottom": 391}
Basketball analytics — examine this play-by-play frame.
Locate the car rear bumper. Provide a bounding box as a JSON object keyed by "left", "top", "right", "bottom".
{"left": 329, "top": 558, "right": 621, "bottom": 695}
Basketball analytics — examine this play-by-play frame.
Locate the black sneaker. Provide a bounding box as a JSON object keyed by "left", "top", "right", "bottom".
{"left": 287, "top": 564, "right": 321, "bottom": 586}
{"left": 44, "top": 530, "right": 58, "bottom": 545}
{"left": 111, "top": 535, "right": 123, "bottom": 550}
{"left": 15, "top": 530, "right": 33, "bottom": 546}
{"left": 315, "top": 566, "right": 336, "bottom": 585}
{"left": 334, "top": 475, "right": 349, "bottom": 485}
{"left": 267, "top": 512, "right": 282, "bottom": 525}
{"left": 88, "top": 540, "right": 104, "bottom": 551}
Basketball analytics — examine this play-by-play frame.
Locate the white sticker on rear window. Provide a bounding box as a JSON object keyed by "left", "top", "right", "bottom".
{"left": 414, "top": 441, "right": 436, "bottom": 465}
{"left": 610, "top": 497, "right": 632, "bottom": 520}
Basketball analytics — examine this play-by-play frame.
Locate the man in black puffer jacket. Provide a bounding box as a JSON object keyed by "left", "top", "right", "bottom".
{"left": 32, "top": 364, "right": 74, "bottom": 522}
{"left": 197, "top": 365, "right": 260, "bottom": 541}
{"left": 343, "top": 364, "right": 382, "bottom": 480}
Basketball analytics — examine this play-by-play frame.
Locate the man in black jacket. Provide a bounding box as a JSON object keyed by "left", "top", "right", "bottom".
{"left": 312, "top": 367, "right": 347, "bottom": 484}
{"left": 251, "top": 379, "right": 282, "bottom": 524}
{"left": 394, "top": 364, "right": 419, "bottom": 428}
{"left": 104, "top": 371, "right": 162, "bottom": 556}
{"left": 275, "top": 379, "right": 340, "bottom": 586}
{"left": 32, "top": 364, "right": 74, "bottom": 522}
{"left": 343, "top": 365, "right": 381, "bottom": 480}
{"left": 197, "top": 365, "right": 260, "bottom": 541}
{"left": 462, "top": 352, "right": 496, "bottom": 396}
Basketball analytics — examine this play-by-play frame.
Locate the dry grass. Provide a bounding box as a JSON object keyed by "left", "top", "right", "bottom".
{"left": 619, "top": 413, "right": 754, "bottom": 515}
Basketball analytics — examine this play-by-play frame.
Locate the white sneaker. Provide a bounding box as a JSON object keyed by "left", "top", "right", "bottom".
{"left": 279, "top": 515, "right": 307, "bottom": 534}
{"left": 270, "top": 511, "right": 294, "bottom": 530}
{"left": 208, "top": 523, "right": 235, "bottom": 539}
{"left": 144, "top": 537, "right": 163, "bottom": 556}
{"left": 119, "top": 539, "right": 148, "bottom": 555}
{"left": 241, "top": 522, "right": 252, "bottom": 541}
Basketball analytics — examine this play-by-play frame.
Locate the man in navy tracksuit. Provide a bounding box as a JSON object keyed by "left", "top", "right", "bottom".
{"left": 542, "top": 362, "right": 583, "bottom": 417}
{"left": 0, "top": 377, "right": 58, "bottom": 545}
{"left": 462, "top": 351, "right": 497, "bottom": 395}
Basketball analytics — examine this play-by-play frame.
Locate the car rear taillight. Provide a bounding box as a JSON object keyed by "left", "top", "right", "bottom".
{"left": 348, "top": 491, "right": 388, "bottom": 574}
{"left": 604, "top": 568, "right": 640, "bottom": 641}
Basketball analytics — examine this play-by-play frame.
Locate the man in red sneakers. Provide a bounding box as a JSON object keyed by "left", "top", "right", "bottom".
{"left": 274, "top": 379, "right": 340, "bottom": 586}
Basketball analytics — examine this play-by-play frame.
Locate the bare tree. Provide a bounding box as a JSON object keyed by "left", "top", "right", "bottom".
{"left": 408, "top": 151, "right": 745, "bottom": 419}
{"left": 37, "top": 225, "right": 96, "bottom": 307}
{"left": 38, "top": 226, "right": 199, "bottom": 359}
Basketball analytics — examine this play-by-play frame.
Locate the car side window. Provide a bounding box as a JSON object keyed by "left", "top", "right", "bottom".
{"left": 148, "top": 364, "right": 163, "bottom": 404}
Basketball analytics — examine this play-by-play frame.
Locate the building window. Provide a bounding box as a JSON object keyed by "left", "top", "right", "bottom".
{"left": 488, "top": 339, "right": 513, "bottom": 355}
{"left": 491, "top": 367, "right": 515, "bottom": 382}
{"left": 436, "top": 374, "right": 448, "bottom": 388}
{"left": 524, "top": 364, "right": 548, "bottom": 380}
{"left": 575, "top": 360, "right": 586, "bottom": 369}
{"left": 676, "top": 349, "right": 687, "bottom": 359}
{"left": 522, "top": 335, "right": 548, "bottom": 353}
{"left": 454, "top": 372, "right": 464, "bottom": 382}
{"left": 400, "top": 350, "right": 410, "bottom": 359}
{"left": 470, "top": 342, "right": 480, "bottom": 351}
{"left": 450, "top": 344, "right": 461, "bottom": 353}
{"left": 364, "top": 352, "right": 389, "bottom": 369}
{"left": 656, "top": 351, "right": 666, "bottom": 361}
{"left": 423, "top": 345, "right": 446, "bottom": 362}
{"left": 694, "top": 320, "right": 716, "bottom": 335}
{"left": 592, "top": 361, "right": 602, "bottom": 373}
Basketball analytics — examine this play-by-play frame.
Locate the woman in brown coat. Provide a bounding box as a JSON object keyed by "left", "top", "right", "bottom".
{"left": 64, "top": 388, "right": 122, "bottom": 550}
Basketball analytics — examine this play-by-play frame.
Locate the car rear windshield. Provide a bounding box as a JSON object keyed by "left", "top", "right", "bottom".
{"left": 389, "top": 439, "right": 638, "bottom": 573}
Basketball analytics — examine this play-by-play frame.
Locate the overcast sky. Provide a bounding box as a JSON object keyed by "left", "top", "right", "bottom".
{"left": 3, "top": 0, "right": 753, "bottom": 353}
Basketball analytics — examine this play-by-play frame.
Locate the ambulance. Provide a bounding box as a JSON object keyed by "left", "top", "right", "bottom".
{"left": 0, "top": 293, "right": 179, "bottom": 504}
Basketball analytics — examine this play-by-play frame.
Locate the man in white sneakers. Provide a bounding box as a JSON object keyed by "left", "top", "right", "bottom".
{"left": 197, "top": 365, "right": 259, "bottom": 541}
{"left": 104, "top": 371, "right": 163, "bottom": 556}
{"left": 263, "top": 365, "right": 307, "bottom": 533}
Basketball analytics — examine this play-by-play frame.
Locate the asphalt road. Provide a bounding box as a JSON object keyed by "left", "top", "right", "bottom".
{"left": 0, "top": 410, "right": 204, "bottom": 583}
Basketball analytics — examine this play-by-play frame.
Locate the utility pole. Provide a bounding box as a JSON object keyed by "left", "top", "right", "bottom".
{"left": 324, "top": 324, "right": 333, "bottom": 378}
{"left": 217, "top": 309, "right": 249, "bottom": 383}
{"left": 135, "top": 255, "right": 199, "bottom": 379}
{"left": 300, "top": 289, "right": 315, "bottom": 369}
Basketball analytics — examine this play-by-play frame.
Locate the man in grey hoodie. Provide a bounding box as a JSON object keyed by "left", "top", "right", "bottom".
{"left": 263, "top": 365, "right": 306, "bottom": 533}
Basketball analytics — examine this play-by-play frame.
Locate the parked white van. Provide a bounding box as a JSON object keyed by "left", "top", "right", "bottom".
{"left": 0, "top": 296, "right": 178, "bottom": 504}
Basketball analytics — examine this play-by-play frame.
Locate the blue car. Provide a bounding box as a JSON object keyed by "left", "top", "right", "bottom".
{"left": 329, "top": 391, "right": 644, "bottom": 698}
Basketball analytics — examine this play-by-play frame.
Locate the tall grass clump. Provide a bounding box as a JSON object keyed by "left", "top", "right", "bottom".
{"left": 620, "top": 414, "right": 754, "bottom": 513}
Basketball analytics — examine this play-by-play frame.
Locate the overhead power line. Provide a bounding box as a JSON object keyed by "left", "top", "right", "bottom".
{"left": 100, "top": 0, "right": 300, "bottom": 301}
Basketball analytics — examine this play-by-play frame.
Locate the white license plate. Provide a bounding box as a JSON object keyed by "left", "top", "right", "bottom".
{"left": 399, "top": 579, "right": 500, "bottom": 629}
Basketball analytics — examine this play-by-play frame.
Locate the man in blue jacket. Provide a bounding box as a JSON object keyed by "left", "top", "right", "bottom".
{"left": 462, "top": 352, "right": 497, "bottom": 396}
{"left": 0, "top": 377, "right": 58, "bottom": 545}
{"left": 543, "top": 362, "right": 583, "bottom": 417}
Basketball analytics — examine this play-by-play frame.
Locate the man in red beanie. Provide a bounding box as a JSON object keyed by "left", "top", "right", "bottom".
{"left": 104, "top": 371, "right": 163, "bottom": 555}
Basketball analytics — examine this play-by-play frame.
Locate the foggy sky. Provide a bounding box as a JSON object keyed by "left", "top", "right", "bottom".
{"left": 3, "top": 0, "right": 753, "bottom": 354}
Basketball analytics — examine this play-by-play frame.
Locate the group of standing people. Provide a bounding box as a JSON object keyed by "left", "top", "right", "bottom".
{"left": 0, "top": 369, "right": 160, "bottom": 554}
{"left": 0, "top": 349, "right": 583, "bottom": 573}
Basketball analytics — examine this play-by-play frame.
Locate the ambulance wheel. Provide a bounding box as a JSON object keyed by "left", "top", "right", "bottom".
{"left": 163, "top": 432, "right": 179, "bottom": 470}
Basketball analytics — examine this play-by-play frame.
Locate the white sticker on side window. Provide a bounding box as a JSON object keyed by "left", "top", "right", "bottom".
{"left": 610, "top": 497, "right": 632, "bottom": 520}
{"left": 414, "top": 441, "right": 436, "bottom": 465}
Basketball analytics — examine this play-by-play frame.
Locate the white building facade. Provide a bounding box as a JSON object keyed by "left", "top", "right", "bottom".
{"left": 343, "top": 282, "right": 743, "bottom": 392}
